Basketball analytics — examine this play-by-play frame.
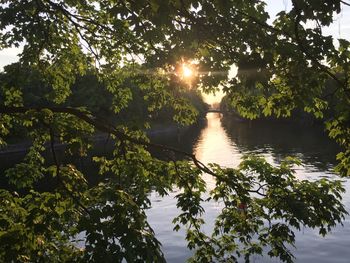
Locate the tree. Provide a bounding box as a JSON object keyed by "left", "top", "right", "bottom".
{"left": 0, "top": 0, "right": 349, "bottom": 262}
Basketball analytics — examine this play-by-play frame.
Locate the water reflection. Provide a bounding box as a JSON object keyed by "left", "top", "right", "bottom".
{"left": 194, "top": 112, "right": 241, "bottom": 167}
{"left": 1, "top": 112, "right": 348, "bottom": 262}
{"left": 149, "top": 112, "right": 350, "bottom": 263}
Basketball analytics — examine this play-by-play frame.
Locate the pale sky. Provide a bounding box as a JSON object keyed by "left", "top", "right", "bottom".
{"left": 0, "top": 47, "right": 22, "bottom": 70}
{"left": 1, "top": 1, "right": 349, "bottom": 104}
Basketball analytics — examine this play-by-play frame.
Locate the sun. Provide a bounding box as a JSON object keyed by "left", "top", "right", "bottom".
{"left": 176, "top": 60, "right": 197, "bottom": 85}
{"left": 182, "top": 63, "right": 193, "bottom": 78}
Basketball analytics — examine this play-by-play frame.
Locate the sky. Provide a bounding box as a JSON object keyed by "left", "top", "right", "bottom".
{"left": 1, "top": 1, "right": 349, "bottom": 104}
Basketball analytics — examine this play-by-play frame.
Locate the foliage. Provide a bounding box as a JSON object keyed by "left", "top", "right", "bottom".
{"left": 183, "top": 156, "right": 346, "bottom": 262}
{"left": 0, "top": 63, "right": 207, "bottom": 130}
{"left": 0, "top": 0, "right": 350, "bottom": 262}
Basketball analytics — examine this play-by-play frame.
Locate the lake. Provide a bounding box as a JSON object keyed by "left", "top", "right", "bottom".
{"left": 148, "top": 112, "right": 350, "bottom": 263}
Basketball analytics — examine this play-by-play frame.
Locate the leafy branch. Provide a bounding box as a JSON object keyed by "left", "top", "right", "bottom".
{"left": 291, "top": 0, "right": 348, "bottom": 93}
{"left": 47, "top": 124, "right": 90, "bottom": 215}
{"left": 0, "top": 105, "right": 216, "bottom": 176}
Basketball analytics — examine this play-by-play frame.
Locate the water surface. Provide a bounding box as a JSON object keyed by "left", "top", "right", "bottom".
{"left": 1, "top": 112, "right": 348, "bottom": 262}
{"left": 148, "top": 113, "right": 350, "bottom": 263}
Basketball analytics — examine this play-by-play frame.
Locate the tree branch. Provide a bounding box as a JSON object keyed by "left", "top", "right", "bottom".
{"left": 0, "top": 106, "right": 217, "bottom": 177}
{"left": 341, "top": 0, "right": 350, "bottom": 7}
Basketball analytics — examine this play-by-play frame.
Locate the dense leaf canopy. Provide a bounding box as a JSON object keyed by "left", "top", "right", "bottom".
{"left": 0, "top": 0, "right": 350, "bottom": 262}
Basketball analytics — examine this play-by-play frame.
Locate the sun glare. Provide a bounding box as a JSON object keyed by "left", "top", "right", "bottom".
{"left": 182, "top": 63, "right": 193, "bottom": 78}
